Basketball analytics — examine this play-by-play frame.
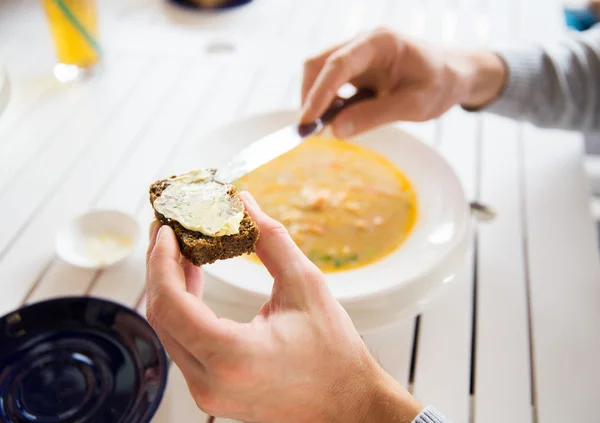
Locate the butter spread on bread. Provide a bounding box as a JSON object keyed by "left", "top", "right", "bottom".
{"left": 153, "top": 168, "right": 244, "bottom": 237}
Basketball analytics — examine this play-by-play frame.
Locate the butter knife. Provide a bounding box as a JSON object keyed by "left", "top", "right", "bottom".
{"left": 213, "top": 87, "right": 376, "bottom": 184}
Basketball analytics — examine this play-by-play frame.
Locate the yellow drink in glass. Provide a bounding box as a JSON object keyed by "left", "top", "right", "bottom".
{"left": 41, "top": 0, "right": 102, "bottom": 82}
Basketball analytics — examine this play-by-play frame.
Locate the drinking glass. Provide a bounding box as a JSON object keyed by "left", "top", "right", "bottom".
{"left": 41, "top": 0, "right": 102, "bottom": 83}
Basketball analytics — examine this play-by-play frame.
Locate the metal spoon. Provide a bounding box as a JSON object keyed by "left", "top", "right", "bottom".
{"left": 470, "top": 201, "right": 496, "bottom": 222}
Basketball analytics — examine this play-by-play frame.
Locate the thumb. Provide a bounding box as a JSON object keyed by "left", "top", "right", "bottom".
{"left": 331, "top": 89, "right": 425, "bottom": 138}
{"left": 147, "top": 225, "right": 186, "bottom": 292}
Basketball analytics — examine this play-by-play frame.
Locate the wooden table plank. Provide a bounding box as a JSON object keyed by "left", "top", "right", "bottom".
{"left": 285, "top": 0, "right": 327, "bottom": 52}
{"left": 306, "top": 0, "right": 351, "bottom": 49}
{"left": 0, "top": 54, "right": 142, "bottom": 182}
{"left": 281, "top": 71, "right": 302, "bottom": 110}
{"left": 503, "top": 3, "right": 597, "bottom": 419}
{"left": 517, "top": 1, "right": 565, "bottom": 44}
{"left": 0, "top": 82, "right": 92, "bottom": 184}
{"left": 412, "top": 107, "right": 477, "bottom": 423}
{"left": 474, "top": 115, "right": 533, "bottom": 423}
{"left": 487, "top": 0, "right": 518, "bottom": 44}
{"left": 382, "top": 0, "right": 414, "bottom": 32}
{"left": 522, "top": 127, "right": 600, "bottom": 422}
{"left": 358, "top": 0, "right": 389, "bottom": 32}
{"left": 424, "top": 0, "right": 452, "bottom": 46}
{"left": 471, "top": 2, "right": 532, "bottom": 421}
{"left": 237, "top": 66, "right": 294, "bottom": 119}
{"left": 0, "top": 39, "right": 57, "bottom": 140}
{"left": 408, "top": 2, "right": 429, "bottom": 38}
{"left": 0, "top": 56, "right": 149, "bottom": 254}
{"left": 0, "top": 55, "right": 178, "bottom": 311}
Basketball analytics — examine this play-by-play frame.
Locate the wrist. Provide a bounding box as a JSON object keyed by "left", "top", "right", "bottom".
{"left": 361, "top": 369, "right": 424, "bottom": 423}
{"left": 459, "top": 50, "right": 507, "bottom": 110}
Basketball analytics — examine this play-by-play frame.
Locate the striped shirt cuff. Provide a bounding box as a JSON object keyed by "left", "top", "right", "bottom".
{"left": 482, "top": 46, "right": 546, "bottom": 117}
{"left": 461, "top": 45, "right": 544, "bottom": 117}
{"left": 412, "top": 406, "right": 452, "bottom": 423}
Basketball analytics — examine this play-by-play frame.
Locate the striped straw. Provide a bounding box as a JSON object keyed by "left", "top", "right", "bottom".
{"left": 52, "top": 0, "right": 103, "bottom": 58}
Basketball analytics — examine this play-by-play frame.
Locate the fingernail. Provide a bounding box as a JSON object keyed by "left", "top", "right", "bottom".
{"left": 334, "top": 120, "right": 354, "bottom": 138}
{"left": 156, "top": 225, "right": 167, "bottom": 242}
{"left": 240, "top": 191, "right": 260, "bottom": 210}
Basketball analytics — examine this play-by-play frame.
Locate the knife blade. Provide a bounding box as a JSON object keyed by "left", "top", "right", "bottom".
{"left": 213, "top": 87, "right": 376, "bottom": 184}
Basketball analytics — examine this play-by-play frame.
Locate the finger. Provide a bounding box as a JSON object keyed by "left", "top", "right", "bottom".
{"left": 331, "top": 95, "right": 403, "bottom": 137}
{"left": 146, "top": 226, "right": 230, "bottom": 354}
{"left": 302, "top": 41, "right": 348, "bottom": 105}
{"left": 153, "top": 321, "right": 207, "bottom": 376}
{"left": 146, "top": 220, "right": 161, "bottom": 264}
{"left": 149, "top": 225, "right": 186, "bottom": 291}
{"left": 238, "top": 191, "right": 318, "bottom": 283}
{"left": 332, "top": 89, "right": 429, "bottom": 137}
{"left": 182, "top": 258, "right": 203, "bottom": 298}
{"left": 300, "top": 35, "right": 379, "bottom": 124}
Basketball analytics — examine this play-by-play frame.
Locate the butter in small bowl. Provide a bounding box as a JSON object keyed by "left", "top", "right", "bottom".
{"left": 56, "top": 210, "right": 140, "bottom": 269}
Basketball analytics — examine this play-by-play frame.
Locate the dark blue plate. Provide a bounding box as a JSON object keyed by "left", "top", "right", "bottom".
{"left": 0, "top": 297, "right": 168, "bottom": 423}
{"left": 168, "top": 0, "right": 253, "bottom": 10}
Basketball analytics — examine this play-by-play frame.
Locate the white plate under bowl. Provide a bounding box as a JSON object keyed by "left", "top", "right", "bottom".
{"left": 56, "top": 210, "right": 141, "bottom": 269}
{"left": 202, "top": 110, "right": 470, "bottom": 306}
{"left": 203, "top": 227, "right": 470, "bottom": 332}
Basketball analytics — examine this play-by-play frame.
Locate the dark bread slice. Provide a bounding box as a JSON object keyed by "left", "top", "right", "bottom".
{"left": 149, "top": 169, "right": 259, "bottom": 266}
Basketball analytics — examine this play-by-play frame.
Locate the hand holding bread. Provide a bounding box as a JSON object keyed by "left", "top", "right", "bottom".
{"left": 149, "top": 169, "right": 259, "bottom": 266}
{"left": 145, "top": 192, "right": 423, "bottom": 423}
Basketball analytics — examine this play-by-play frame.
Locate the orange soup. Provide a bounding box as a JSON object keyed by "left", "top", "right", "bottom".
{"left": 235, "top": 136, "right": 417, "bottom": 272}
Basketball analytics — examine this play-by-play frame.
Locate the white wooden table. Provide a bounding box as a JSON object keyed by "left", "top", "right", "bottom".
{"left": 0, "top": 64, "right": 8, "bottom": 117}
{"left": 2, "top": 1, "right": 600, "bottom": 422}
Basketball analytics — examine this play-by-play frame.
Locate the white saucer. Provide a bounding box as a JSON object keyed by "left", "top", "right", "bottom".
{"left": 56, "top": 210, "right": 141, "bottom": 269}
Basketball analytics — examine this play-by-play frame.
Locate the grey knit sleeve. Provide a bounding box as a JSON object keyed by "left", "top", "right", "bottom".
{"left": 481, "top": 25, "right": 600, "bottom": 132}
{"left": 412, "top": 406, "right": 452, "bottom": 423}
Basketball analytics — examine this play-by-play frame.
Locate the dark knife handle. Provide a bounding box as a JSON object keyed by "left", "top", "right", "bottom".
{"left": 298, "top": 87, "right": 377, "bottom": 137}
{"left": 320, "top": 87, "right": 377, "bottom": 124}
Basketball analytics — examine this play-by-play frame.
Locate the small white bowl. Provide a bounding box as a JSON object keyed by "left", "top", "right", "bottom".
{"left": 56, "top": 210, "right": 141, "bottom": 269}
